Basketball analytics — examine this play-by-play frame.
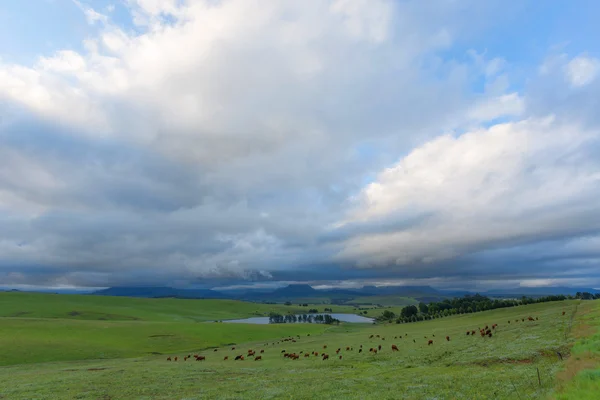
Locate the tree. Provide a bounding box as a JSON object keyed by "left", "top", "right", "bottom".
{"left": 418, "top": 302, "right": 429, "bottom": 314}
{"left": 400, "top": 305, "right": 418, "bottom": 319}
{"left": 284, "top": 301, "right": 292, "bottom": 306}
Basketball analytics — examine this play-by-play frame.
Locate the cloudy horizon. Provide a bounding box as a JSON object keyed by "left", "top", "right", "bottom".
{"left": 1, "top": 0, "right": 600, "bottom": 291}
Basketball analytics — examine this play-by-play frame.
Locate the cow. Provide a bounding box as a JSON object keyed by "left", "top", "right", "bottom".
{"left": 472, "top": 330, "right": 476, "bottom": 335}
{"left": 339, "top": 355, "right": 342, "bottom": 360}
{"left": 413, "top": 339, "right": 416, "bottom": 343}
{"left": 304, "top": 353, "right": 310, "bottom": 358}
{"left": 392, "top": 345, "right": 399, "bottom": 351}
{"left": 322, "top": 354, "right": 329, "bottom": 360}
{"left": 224, "top": 356, "right": 229, "bottom": 361}
{"left": 446, "top": 336, "right": 450, "bottom": 341}
{"left": 197, "top": 356, "right": 206, "bottom": 361}
{"left": 167, "top": 357, "right": 171, "bottom": 361}
{"left": 562, "top": 311, "right": 566, "bottom": 316}
{"left": 281, "top": 350, "right": 286, "bottom": 353}
{"left": 346, "top": 347, "right": 350, "bottom": 351}
{"left": 428, "top": 340, "right": 433, "bottom": 345}
{"left": 323, "top": 345, "right": 327, "bottom": 349}
{"left": 378, "top": 345, "right": 382, "bottom": 351}
{"left": 260, "top": 349, "right": 264, "bottom": 353}
{"left": 336, "top": 349, "right": 340, "bottom": 354}
{"left": 234, "top": 355, "right": 243, "bottom": 360}
{"left": 174, "top": 357, "right": 178, "bottom": 361}
{"left": 254, "top": 356, "right": 262, "bottom": 361}
{"left": 382, "top": 337, "right": 385, "bottom": 340}
{"left": 488, "top": 332, "right": 493, "bottom": 338}
{"left": 231, "top": 347, "right": 235, "bottom": 350}
{"left": 466, "top": 331, "right": 470, "bottom": 336}
{"left": 373, "top": 349, "right": 377, "bottom": 354}
{"left": 369, "top": 335, "right": 374, "bottom": 338}
{"left": 528, "top": 317, "right": 534, "bottom": 321}
{"left": 184, "top": 356, "right": 188, "bottom": 361}
{"left": 359, "top": 349, "right": 363, "bottom": 353}
{"left": 508, "top": 320, "right": 511, "bottom": 324}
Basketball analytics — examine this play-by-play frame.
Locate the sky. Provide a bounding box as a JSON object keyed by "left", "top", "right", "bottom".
{"left": 1, "top": 0, "right": 600, "bottom": 291}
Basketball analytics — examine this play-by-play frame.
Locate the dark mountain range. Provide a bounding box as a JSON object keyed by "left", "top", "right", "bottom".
{"left": 92, "top": 286, "right": 228, "bottom": 299}
{"left": 88, "top": 284, "right": 598, "bottom": 302}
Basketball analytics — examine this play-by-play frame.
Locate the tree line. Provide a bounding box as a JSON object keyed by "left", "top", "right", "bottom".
{"left": 268, "top": 313, "right": 340, "bottom": 324}
{"left": 376, "top": 293, "right": 596, "bottom": 324}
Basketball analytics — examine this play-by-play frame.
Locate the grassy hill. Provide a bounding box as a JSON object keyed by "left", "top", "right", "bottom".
{"left": 0, "top": 292, "right": 598, "bottom": 399}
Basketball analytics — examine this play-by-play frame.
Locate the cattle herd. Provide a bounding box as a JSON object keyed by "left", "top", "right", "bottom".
{"left": 165, "top": 312, "right": 557, "bottom": 363}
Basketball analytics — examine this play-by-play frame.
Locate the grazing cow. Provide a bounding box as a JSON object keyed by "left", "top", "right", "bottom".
{"left": 232, "top": 347, "right": 236, "bottom": 350}
{"left": 428, "top": 340, "right": 433, "bottom": 346}
{"left": 508, "top": 320, "right": 511, "bottom": 324}
{"left": 336, "top": 349, "right": 340, "bottom": 354}
{"left": 260, "top": 349, "right": 264, "bottom": 353}
{"left": 535, "top": 317, "right": 538, "bottom": 321}
{"left": 359, "top": 349, "right": 363, "bottom": 353}
{"left": 488, "top": 333, "right": 493, "bottom": 338}
{"left": 446, "top": 336, "right": 450, "bottom": 341}
{"left": 382, "top": 337, "right": 385, "bottom": 340}
{"left": 254, "top": 356, "right": 262, "bottom": 361}
{"left": 392, "top": 345, "right": 399, "bottom": 351}
{"left": 432, "top": 335, "right": 435, "bottom": 337}
{"left": 167, "top": 357, "right": 171, "bottom": 361}
{"left": 235, "top": 355, "right": 243, "bottom": 360}
{"left": 323, "top": 354, "right": 329, "bottom": 360}
{"left": 360, "top": 345, "right": 363, "bottom": 348}
{"left": 305, "top": 353, "right": 310, "bottom": 358}
{"left": 214, "top": 349, "right": 217, "bottom": 352}
{"left": 373, "top": 349, "right": 377, "bottom": 354}
{"left": 472, "top": 330, "right": 476, "bottom": 335}
{"left": 528, "top": 317, "right": 534, "bottom": 321}
{"left": 281, "top": 350, "right": 286, "bottom": 353}
{"left": 369, "top": 348, "right": 374, "bottom": 352}
{"left": 174, "top": 357, "right": 178, "bottom": 361}
{"left": 323, "top": 345, "right": 327, "bottom": 349}
{"left": 339, "top": 355, "right": 342, "bottom": 360}
{"left": 413, "top": 339, "right": 416, "bottom": 343}
{"left": 346, "top": 347, "right": 350, "bottom": 351}
{"left": 562, "top": 311, "right": 566, "bottom": 316}
{"left": 197, "top": 356, "right": 206, "bottom": 361}
{"left": 466, "top": 331, "right": 470, "bottom": 336}
{"left": 184, "top": 356, "right": 188, "bottom": 361}
{"left": 369, "top": 335, "right": 374, "bottom": 338}
{"left": 376, "top": 335, "right": 380, "bottom": 338}
{"left": 224, "top": 356, "right": 229, "bottom": 360}
{"left": 378, "top": 345, "right": 382, "bottom": 351}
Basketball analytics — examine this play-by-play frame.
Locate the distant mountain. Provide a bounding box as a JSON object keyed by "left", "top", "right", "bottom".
{"left": 485, "top": 287, "right": 599, "bottom": 297}
{"left": 359, "top": 285, "right": 442, "bottom": 297}
{"left": 92, "top": 286, "right": 229, "bottom": 299}
{"left": 238, "top": 284, "right": 367, "bottom": 302}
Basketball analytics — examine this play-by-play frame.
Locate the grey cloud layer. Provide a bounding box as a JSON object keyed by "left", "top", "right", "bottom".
{"left": 1, "top": 0, "right": 599, "bottom": 288}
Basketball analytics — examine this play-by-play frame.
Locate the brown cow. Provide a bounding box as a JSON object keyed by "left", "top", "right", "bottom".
{"left": 167, "top": 357, "right": 171, "bottom": 361}
{"left": 234, "top": 355, "right": 243, "bottom": 360}
{"left": 197, "top": 356, "right": 206, "bottom": 361}
{"left": 392, "top": 345, "right": 399, "bottom": 351}
{"left": 373, "top": 349, "right": 377, "bottom": 354}
{"left": 446, "top": 336, "right": 450, "bottom": 341}
{"left": 174, "top": 357, "right": 178, "bottom": 361}
{"left": 304, "top": 353, "right": 310, "bottom": 358}
{"left": 254, "top": 356, "right": 262, "bottom": 361}
{"left": 260, "top": 349, "right": 264, "bottom": 353}
{"left": 323, "top": 345, "right": 327, "bottom": 349}
{"left": 336, "top": 348, "right": 341, "bottom": 354}
{"left": 466, "top": 331, "right": 470, "bottom": 336}
{"left": 562, "top": 311, "right": 566, "bottom": 316}
{"left": 339, "top": 355, "right": 342, "bottom": 360}
{"left": 488, "top": 332, "right": 493, "bottom": 338}
{"left": 322, "top": 354, "right": 329, "bottom": 360}
{"left": 428, "top": 340, "right": 433, "bottom": 345}
{"left": 471, "top": 330, "right": 476, "bottom": 335}
{"left": 224, "top": 356, "right": 229, "bottom": 360}
{"left": 346, "top": 347, "right": 350, "bottom": 351}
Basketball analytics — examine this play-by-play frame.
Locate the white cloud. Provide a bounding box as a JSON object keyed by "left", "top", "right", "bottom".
{"left": 336, "top": 117, "right": 600, "bottom": 268}
{"left": 565, "top": 54, "right": 599, "bottom": 87}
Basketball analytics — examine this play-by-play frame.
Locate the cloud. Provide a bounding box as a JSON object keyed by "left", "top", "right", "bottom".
{"left": 565, "top": 54, "right": 599, "bottom": 87}
{"left": 334, "top": 116, "right": 600, "bottom": 276}
{"left": 0, "top": 1, "right": 599, "bottom": 288}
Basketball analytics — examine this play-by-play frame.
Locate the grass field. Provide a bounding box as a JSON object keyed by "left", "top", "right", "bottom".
{"left": 0, "top": 293, "right": 598, "bottom": 399}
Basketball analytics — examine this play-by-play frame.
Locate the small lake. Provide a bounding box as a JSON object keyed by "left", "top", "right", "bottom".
{"left": 222, "top": 313, "right": 374, "bottom": 324}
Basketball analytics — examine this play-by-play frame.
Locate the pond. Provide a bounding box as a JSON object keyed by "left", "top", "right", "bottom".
{"left": 222, "top": 313, "right": 374, "bottom": 324}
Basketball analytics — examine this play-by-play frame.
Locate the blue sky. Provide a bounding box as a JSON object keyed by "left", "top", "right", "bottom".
{"left": 1, "top": 0, "right": 600, "bottom": 290}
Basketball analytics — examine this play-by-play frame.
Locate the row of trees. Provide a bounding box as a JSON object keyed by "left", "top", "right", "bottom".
{"left": 268, "top": 313, "right": 340, "bottom": 325}
{"left": 575, "top": 292, "right": 600, "bottom": 300}
{"left": 377, "top": 293, "right": 581, "bottom": 324}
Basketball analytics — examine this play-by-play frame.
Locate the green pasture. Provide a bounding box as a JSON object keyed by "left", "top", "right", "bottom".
{"left": 0, "top": 293, "right": 596, "bottom": 399}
